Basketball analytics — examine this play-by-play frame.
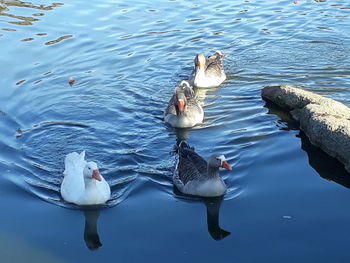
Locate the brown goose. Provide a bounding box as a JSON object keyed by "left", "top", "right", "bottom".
{"left": 173, "top": 141, "right": 232, "bottom": 197}
{"left": 189, "top": 50, "right": 226, "bottom": 88}
{"left": 164, "top": 80, "right": 204, "bottom": 128}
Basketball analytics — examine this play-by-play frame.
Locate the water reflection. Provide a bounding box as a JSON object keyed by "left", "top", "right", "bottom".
{"left": 174, "top": 190, "right": 230, "bottom": 241}
{"left": 264, "top": 101, "right": 350, "bottom": 189}
{"left": 82, "top": 208, "right": 102, "bottom": 251}
{"left": 0, "top": 0, "right": 63, "bottom": 26}
{"left": 0, "top": 0, "right": 62, "bottom": 10}
{"left": 174, "top": 127, "right": 191, "bottom": 141}
{"left": 299, "top": 131, "right": 350, "bottom": 188}
{"left": 204, "top": 197, "right": 231, "bottom": 241}
{"left": 263, "top": 101, "right": 299, "bottom": 131}
{"left": 193, "top": 86, "right": 218, "bottom": 107}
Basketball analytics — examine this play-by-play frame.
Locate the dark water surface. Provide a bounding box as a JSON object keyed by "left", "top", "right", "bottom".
{"left": 1, "top": 0, "right": 350, "bottom": 262}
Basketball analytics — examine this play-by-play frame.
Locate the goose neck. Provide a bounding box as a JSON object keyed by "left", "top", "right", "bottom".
{"left": 84, "top": 177, "right": 96, "bottom": 189}
{"left": 207, "top": 164, "right": 219, "bottom": 178}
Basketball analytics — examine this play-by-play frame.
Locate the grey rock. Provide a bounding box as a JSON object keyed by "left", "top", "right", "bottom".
{"left": 262, "top": 85, "right": 350, "bottom": 173}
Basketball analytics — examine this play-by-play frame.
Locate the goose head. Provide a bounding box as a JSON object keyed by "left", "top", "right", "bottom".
{"left": 83, "top": 162, "right": 102, "bottom": 181}
{"left": 194, "top": 53, "right": 206, "bottom": 71}
{"left": 174, "top": 81, "right": 193, "bottom": 115}
{"left": 208, "top": 155, "right": 232, "bottom": 170}
{"left": 175, "top": 92, "right": 186, "bottom": 115}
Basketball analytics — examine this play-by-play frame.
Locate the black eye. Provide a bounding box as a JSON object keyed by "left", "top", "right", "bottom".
{"left": 88, "top": 167, "right": 91, "bottom": 170}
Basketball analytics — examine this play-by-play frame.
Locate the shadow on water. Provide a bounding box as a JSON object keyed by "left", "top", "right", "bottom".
{"left": 264, "top": 101, "right": 350, "bottom": 189}
{"left": 173, "top": 189, "right": 231, "bottom": 241}
{"left": 82, "top": 208, "right": 102, "bottom": 251}
{"left": 204, "top": 197, "right": 231, "bottom": 241}
{"left": 299, "top": 131, "right": 350, "bottom": 189}
{"left": 263, "top": 100, "right": 300, "bottom": 131}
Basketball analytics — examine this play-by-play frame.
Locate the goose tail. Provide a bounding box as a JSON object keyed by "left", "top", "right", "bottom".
{"left": 173, "top": 140, "right": 195, "bottom": 154}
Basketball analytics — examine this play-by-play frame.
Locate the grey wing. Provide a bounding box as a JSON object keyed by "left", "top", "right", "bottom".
{"left": 206, "top": 51, "right": 225, "bottom": 65}
{"left": 183, "top": 87, "right": 203, "bottom": 115}
{"left": 177, "top": 148, "right": 207, "bottom": 185}
{"left": 187, "top": 98, "right": 203, "bottom": 115}
{"left": 206, "top": 53, "right": 219, "bottom": 64}
{"left": 165, "top": 95, "right": 176, "bottom": 115}
{"left": 206, "top": 63, "right": 224, "bottom": 77}
{"left": 205, "top": 52, "right": 225, "bottom": 77}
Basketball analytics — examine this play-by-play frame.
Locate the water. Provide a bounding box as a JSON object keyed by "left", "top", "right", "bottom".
{"left": 1, "top": 0, "right": 350, "bottom": 262}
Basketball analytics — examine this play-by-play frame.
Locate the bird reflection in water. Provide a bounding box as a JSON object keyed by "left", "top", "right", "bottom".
{"left": 204, "top": 197, "right": 231, "bottom": 241}
{"left": 193, "top": 86, "right": 218, "bottom": 107}
{"left": 174, "top": 189, "right": 231, "bottom": 241}
{"left": 174, "top": 128, "right": 191, "bottom": 142}
{"left": 82, "top": 208, "right": 102, "bottom": 250}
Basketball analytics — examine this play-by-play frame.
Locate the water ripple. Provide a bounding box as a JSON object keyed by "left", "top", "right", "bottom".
{"left": 1, "top": 0, "right": 350, "bottom": 209}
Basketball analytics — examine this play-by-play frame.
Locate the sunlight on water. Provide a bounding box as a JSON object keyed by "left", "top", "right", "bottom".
{"left": 1, "top": 0, "right": 350, "bottom": 261}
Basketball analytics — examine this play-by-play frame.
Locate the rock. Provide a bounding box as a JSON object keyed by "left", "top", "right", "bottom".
{"left": 262, "top": 85, "right": 350, "bottom": 173}
{"left": 290, "top": 109, "right": 301, "bottom": 121}
{"left": 262, "top": 85, "right": 350, "bottom": 114}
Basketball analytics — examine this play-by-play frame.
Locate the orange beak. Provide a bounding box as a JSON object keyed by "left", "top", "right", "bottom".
{"left": 221, "top": 160, "right": 232, "bottom": 171}
{"left": 92, "top": 169, "right": 102, "bottom": 181}
{"left": 178, "top": 99, "right": 185, "bottom": 112}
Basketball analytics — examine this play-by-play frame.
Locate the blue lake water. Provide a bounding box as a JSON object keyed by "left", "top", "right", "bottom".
{"left": 1, "top": 0, "right": 350, "bottom": 262}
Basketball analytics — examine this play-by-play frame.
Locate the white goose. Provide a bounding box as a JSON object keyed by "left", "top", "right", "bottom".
{"left": 173, "top": 141, "right": 232, "bottom": 197}
{"left": 189, "top": 50, "right": 226, "bottom": 88}
{"left": 61, "top": 151, "right": 111, "bottom": 205}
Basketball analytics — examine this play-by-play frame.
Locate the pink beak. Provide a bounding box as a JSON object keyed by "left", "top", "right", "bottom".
{"left": 221, "top": 160, "right": 232, "bottom": 171}
{"left": 92, "top": 169, "right": 102, "bottom": 181}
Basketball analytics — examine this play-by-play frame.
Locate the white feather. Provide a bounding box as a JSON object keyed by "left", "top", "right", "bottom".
{"left": 61, "top": 151, "right": 111, "bottom": 205}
